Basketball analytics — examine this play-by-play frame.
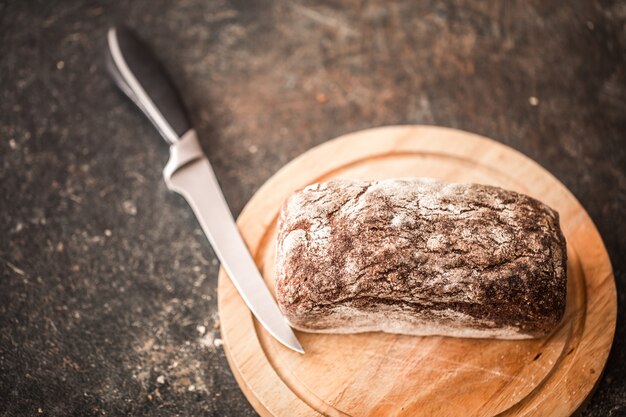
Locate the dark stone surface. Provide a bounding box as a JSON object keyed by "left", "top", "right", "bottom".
{"left": 0, "top": 0, "right": 624, "bottom": 416}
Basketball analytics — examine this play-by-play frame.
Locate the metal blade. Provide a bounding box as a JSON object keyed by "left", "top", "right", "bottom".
{"left": 164, "top": 136, "right": 303, "bottom": 354}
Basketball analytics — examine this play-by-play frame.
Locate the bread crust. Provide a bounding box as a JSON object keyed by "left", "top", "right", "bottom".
{"left": 275, "top": 178, "right": 567, "bottom": 339}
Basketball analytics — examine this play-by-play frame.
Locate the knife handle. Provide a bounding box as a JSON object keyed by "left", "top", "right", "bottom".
{"left": 106, "top": 26, "right": 192, "bottom": 145}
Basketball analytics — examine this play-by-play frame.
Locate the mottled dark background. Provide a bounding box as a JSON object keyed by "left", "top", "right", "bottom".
{"left": 1, "top": 1, "right": 624, "bottom": 416}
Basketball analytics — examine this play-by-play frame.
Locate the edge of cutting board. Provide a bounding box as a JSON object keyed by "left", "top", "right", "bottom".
{"left": 217, "top": 125, "right": 617, "bottom": 417}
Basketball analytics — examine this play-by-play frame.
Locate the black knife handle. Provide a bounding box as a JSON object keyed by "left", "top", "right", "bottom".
{"left": 106, "top": 26, "right": 192, "bottom": 144}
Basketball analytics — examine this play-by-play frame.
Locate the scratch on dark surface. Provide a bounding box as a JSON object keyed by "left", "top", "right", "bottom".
{"left": 4, "top": 260, "right": 25, "bottom": 276}
{"left": 290, "top": 3, "right": 358, "bottom": 36}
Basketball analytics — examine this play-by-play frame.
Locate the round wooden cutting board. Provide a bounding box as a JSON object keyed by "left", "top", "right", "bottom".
{"left": 217, "top": 126, "right": 616, "bottom": 417}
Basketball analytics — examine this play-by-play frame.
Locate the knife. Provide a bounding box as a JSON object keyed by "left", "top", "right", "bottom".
{"left": 105, "top": 26, "right": 304, "bottom": 354}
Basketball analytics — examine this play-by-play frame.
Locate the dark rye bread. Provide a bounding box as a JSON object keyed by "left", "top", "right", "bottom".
{"left": 275, "top": 178, "right": 567, "bottom": 339}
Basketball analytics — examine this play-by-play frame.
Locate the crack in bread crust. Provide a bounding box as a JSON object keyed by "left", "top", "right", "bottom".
{"left": 275, "top": 178, "right": 567, "bottom": 339}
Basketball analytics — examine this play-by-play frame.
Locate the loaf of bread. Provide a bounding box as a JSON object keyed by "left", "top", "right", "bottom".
{"left": 275, "top": 178, "right": 567, "bottom": 339}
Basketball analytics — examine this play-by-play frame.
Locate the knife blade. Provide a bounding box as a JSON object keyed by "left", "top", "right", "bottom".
{"left": 105, "top": 26, "right": 304, "bottom": 354}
